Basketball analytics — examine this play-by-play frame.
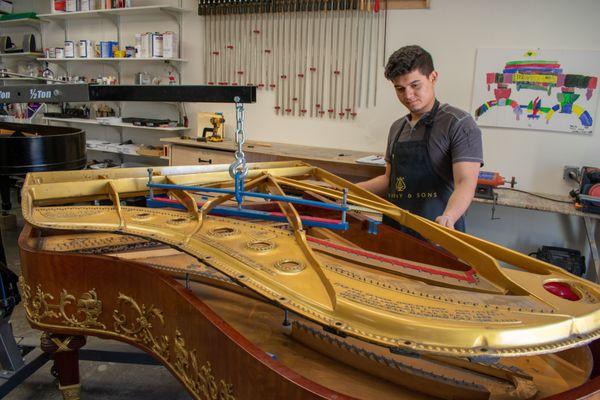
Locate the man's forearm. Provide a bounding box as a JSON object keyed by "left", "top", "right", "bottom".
{"left": 356, "top": 174, "right": 389, "bottom": 196}
{"left": 442, "top": 181, "right": 476, "bottom": 222}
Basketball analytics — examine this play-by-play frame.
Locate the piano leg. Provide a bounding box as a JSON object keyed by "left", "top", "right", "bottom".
{"left": 0, "top": 176, "right": 16, "bottom": 230}
{"left": 40, "top": 333, "right": 86, "bottom": 400}
{"left": 0, "top": 175, "right": 11, "bottom": 216}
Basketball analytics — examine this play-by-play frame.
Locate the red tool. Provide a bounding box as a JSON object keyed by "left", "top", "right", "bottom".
{"left": 476, "top": 171, "right": 516, "bottom": 200}
{"left": 477, "top": 171, "right": 516, "bottom": 188}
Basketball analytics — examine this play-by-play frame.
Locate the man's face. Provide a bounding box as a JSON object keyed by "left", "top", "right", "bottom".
{"left": 391, "top": 69, "right": 437, "bottom": 116}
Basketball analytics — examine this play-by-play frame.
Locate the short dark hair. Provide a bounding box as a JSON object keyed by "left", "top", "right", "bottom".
{"left": 384, "top": 45, "right": 434, "bottom": 80}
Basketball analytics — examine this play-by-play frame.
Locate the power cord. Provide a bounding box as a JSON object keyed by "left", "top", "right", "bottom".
{"left": 496, "top": 187, "right": 574, "bottom": 204}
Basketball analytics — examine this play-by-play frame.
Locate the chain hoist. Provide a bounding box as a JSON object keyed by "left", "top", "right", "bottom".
{"left": 229, "top": 96, "right": 248, "bottom": 205}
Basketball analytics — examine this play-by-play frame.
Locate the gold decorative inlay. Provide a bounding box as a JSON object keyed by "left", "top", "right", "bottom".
{"left": 113, "top": 293, "right": 170, "bottom": 360}
{"left": 274, "top": 259, "right": 305, "bottom": 275}
{"left": 19, "top": 277, "right": 236, "bottom": 400}
{"left": 19, "top": 277, "right": 105, "bottom": 329}
{"left": 174, "top": 330, "right": 235, "bottom": 400}
{"left": 50, "top": 335, "right": 74, "bottom": 353}
{"left": 59, "top": 383, "right": 81, "bottom": 400}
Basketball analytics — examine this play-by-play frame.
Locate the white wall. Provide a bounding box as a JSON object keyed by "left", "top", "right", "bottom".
{"left": 187, "top": 0, "right": 599, "bottom": 270}
{"left": 31, "top": 0, "right": 600, "bottom": 195}
{"left": 27, "top": 0, "right": 599, "bottom": 266}
{"left": 182, "top": 0, "right": 600, "bottom": 196}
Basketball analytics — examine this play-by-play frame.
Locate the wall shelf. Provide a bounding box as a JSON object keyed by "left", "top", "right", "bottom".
{"left": 0, "top": 52, "right": 43, "bottom": 59}
{"left": 38, "top": 2, "right": 187, "bottom": 83}
{"left": 41, "top": 1, "right": 188, "bottom": 167}
{"left": 44, "top": 117, "right": 189, "bottom": 132}
{"left": 0, "top": 18, "right": 49, "bottom": 28}
{"left": 38, "top": 6, "right": 188, "bottom": 20}
{"left": 0, "top": 77, "right": 41, "bottom": 81}
{"left": 38, "top": 57, "right": 187, "bottom": 63}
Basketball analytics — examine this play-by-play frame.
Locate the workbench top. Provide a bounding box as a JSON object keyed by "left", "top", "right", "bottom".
{"left": 474, "top": 187, "right": 599, "bottom": 220}
{"left": 160, "top": 137, "right": 384, "bottom": 166}
{"left": 161, "top": 137, "right": 598, "bottom": 220}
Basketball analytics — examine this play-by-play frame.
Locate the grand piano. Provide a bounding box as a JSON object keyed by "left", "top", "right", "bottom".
{"left": 17, "top": 160, "right": 600, "bottom": 400}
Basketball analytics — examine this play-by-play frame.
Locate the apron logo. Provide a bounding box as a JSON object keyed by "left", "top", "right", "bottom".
{"left": 395, "top": 176, "right": 406, "bottom": 192}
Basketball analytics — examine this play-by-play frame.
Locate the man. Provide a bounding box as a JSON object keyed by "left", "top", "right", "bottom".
{"left": 358, "top": 45, "right": 482, "bottom": 231}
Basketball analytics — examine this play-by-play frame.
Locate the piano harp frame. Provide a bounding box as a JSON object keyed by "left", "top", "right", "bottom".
{"left": 16, "top": 160, "right": 600, "bottom": 400}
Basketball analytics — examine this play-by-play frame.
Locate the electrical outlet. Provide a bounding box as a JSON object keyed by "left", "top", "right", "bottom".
{"left": 563, "top": 166, "right": 580, "bottom": 181}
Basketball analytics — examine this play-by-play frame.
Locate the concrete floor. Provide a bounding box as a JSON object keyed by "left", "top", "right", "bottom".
{"left": 0, "top": 193, "right": 192, "bottom": 399}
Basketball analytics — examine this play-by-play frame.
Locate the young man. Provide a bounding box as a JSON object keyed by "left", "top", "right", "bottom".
{"left": 358, "top": 45, "right": 482, "bottom": 231}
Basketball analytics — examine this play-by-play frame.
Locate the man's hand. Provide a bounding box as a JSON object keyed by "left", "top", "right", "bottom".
{"left": 435, "top": 214, "right": 456, "bottom": 229}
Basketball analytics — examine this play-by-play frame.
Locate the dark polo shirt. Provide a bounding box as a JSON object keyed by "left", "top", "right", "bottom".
{"left": 384, "top": 103, "right": 484, "bottom": 185}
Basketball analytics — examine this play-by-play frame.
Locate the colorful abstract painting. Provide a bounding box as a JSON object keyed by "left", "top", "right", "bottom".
{"left": 471, "top": 49, "right": 599, "bottom": 134}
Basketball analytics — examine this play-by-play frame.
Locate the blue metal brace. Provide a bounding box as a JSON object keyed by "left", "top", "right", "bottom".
{"left": 234, "top": 170, "right": 244, "bottom": 207}
{"left": 367, "top": 219, "right": 381, "bottom": 235}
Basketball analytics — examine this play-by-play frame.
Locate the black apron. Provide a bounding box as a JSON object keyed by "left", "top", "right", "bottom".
{"left": 384, "top": 100, "right": 466, "bottom": 233}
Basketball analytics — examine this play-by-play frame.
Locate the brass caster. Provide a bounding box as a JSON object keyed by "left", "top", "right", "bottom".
{"left": 59, "top": 383, "right": 81, "bottom": 400}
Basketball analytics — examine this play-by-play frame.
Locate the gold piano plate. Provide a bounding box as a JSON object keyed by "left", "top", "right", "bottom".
{"left": 21, "top": 161, "right": 600, "bottom": 358}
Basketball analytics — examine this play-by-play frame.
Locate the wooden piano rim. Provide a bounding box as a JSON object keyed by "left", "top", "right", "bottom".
{"left": 18, "top": 223, "right": 358, "bottom": 400}
{"left": 17, "top": 223, "right": 600, "bottom": 400}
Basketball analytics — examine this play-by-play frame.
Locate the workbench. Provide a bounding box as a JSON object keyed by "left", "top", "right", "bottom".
{"left": 475, "top": 188, "right": 600, "bottom": 282}
{"left": 160, "top": 137, "right": 384, "bottom": 182}
{"left": 161, "top": 137, "right": 600, "bottom": 282}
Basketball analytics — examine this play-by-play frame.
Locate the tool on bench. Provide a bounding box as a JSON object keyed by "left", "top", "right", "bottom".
{"left": 475, "top": 171, "right": 516, "bottom": 200}
{"left": 197, "top": 112, "right": 225, "bottom": 142}
{"left": 571, "top": 166, "right": 600, "bottom": 214}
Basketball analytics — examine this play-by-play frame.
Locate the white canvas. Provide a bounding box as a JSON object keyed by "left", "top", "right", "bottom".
{"left": 471, "top": 48, "right": 600, "bottom": 134}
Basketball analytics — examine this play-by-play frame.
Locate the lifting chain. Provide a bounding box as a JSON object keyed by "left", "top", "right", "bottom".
{"left": 229, "top": 96, "right": 248, "bottom": 205}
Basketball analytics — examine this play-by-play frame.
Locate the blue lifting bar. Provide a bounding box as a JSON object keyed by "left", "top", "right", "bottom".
{"left": 146, "top": 198, "right": 349, "bottom": 231}
{"left": 147, "top": 182, "right": 348, "bottom": 212}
